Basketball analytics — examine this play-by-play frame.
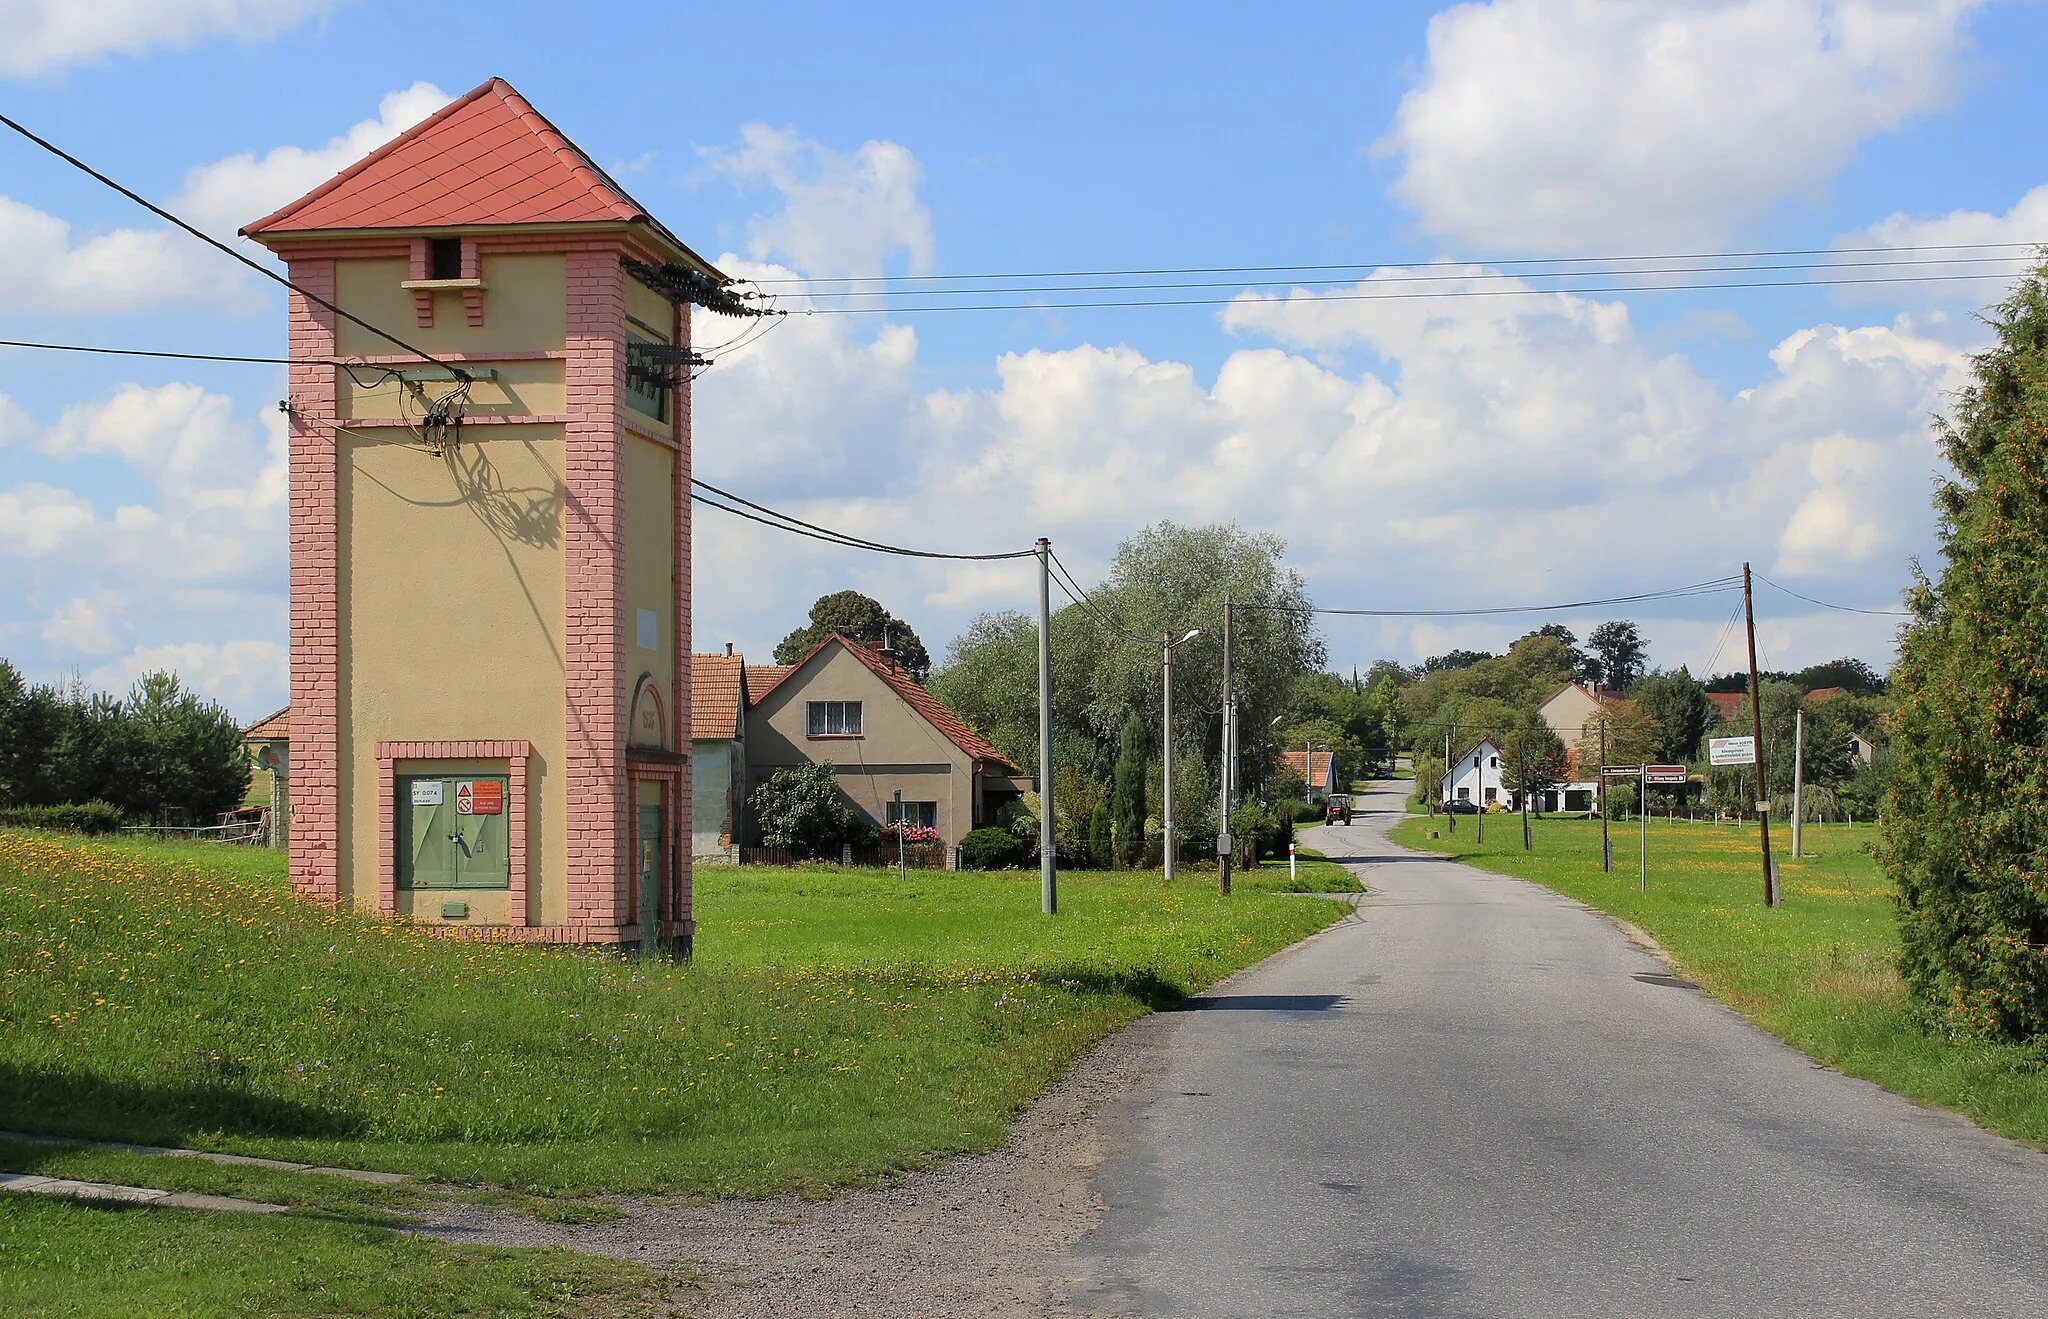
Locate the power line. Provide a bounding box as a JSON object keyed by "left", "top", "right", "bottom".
{"left": 690, "top": 478, "right": 1036, "bottom": 561}
{"left": 778, "top": 269, "right": 2035, "bottom": 316}
{"left": 748, "top": 252, "right": 2035, "bottom": 300}
{"left": 1045, "top": 549, "right": 1151, "bottom": 640}
{"left": 741, "top": 240, "right": 2046, "bottom": 286}
{"left": 0, "top": 110, "right": 470, "bottom": 379}
{"left": 1246, "top": 576, "right": 1744, "bottom": 619}
{"left": 1753, "top": 572, "right": 1913, "bottom": 617}
{"left": 0, "top": 339, "right": 320, "bottom": 366}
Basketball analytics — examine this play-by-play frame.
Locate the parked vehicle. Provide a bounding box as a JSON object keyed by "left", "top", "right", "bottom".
{"left": 1324, "top": 794, "right": 1352, "bottom": 825}
{"left": 1442, "top": 799, "right": 1481, "bottom": 815}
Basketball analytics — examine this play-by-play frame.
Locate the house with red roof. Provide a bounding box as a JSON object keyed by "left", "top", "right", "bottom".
{"left": 745, "top": 633, "right": 1032, "bottom": 852}
{"left": 690, "top": 647, "right": 750, "bottom": 862}
{"left": 242, "top": 77, "right": 747, "bottom": 952}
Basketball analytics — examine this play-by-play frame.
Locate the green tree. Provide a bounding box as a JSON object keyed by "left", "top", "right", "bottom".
{"left": 1503, "top": 719, "right": 1570, "bottom": 813}
{"left": 927, "top": 611, "right": 1040, "bottom": 769}
{"left": 1882, "top": 267, "right": 2048, "bottom": 1041}
{"left": 1110, "top": 711, "right": 1148, "bottom": 866}
{"left": 774, "top": 590, "right": 931, "bottom": 680}
{"left": 1586, "top": 620, "right": 1648, "bottom": 692}
{"left": 1634, "top": 668, "right": 1715, "bottom": 766}
{"left": 748, "top": 762, "right": 864, "bottom": 858}
{"left": 119, "top": 672, "right": 249, "bottom": 824}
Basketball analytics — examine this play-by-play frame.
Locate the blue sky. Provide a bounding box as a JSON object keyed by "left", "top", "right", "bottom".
{"left": 3, "top": 0, "right": 2045, "bottom": 717}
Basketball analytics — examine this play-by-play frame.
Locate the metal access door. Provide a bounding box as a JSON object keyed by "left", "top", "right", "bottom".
{"left": 398, "top": 775, "right": 511, "bottom": 890}
{"left": 636, "top": 802, "right": 663, "bottom": 936}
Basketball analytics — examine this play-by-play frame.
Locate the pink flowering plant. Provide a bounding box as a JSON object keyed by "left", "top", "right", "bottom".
{"left": 884, "top": 822, "right": 942, "bottom": 844}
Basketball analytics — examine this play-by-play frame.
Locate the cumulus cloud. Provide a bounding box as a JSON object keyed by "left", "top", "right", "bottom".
{"left": 0, "top": 0, "right": 335, "bottom": 77}
{"left": 0, "top": 82, "right": 448, "bottom": 315}
{"left": 700, "top": 124, "right": 935, "bottom": 278}
{"left": 0, "top": 390, "right": 31, "bottom": 448}
{"left": 89, "top": 639, "right": 288, "bottom": 715}
{"left": 177, "top": 80, "right": 451, "bottom": 236}
{"left": 1833, "top": 184, "right": 2048, "bottom": 303}
{"left": 41, "top": 598, "right": 117, "bottom": 654}
{"left": 1381, "top": 0, "right": 1984, "bottom": 250}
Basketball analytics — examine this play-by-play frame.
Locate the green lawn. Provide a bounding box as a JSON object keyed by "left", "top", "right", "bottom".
{"left": 0, "top": 1195, "right": 688, "bottom": 1319}
{"left": 0, "top": 830, "right": 1344, "bottom": 1197}
{"left": 1389, "top": 812, "right": 2048, "bottom": 1149}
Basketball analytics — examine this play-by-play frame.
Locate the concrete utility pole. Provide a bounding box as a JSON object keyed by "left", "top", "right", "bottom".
{"left": 1218, "top": 597, "right": 1235, "bottom": 895}
{"left": 1162, "top": 629, "right": 1200, "bottom": 882}
{"left": 1792, "top": 701, "right": 1806, "bottom": 860}
{"left": 1599, "top": 690, "right": 1612, "bottom": 873}
{"left": 1518, "top": 731, "right": 1532, "bottom": 852}
{"left": 1444, "top": 724, "right": 1456, "bottom": 835}
{"left": 1036, "top": 538, "right": 1056, "bottom": 916}
{"left": 1743, "top": 561, "right": 1777, "bottom": 906}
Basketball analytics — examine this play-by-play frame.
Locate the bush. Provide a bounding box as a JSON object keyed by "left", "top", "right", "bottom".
{"left": 0, "top": 801, "right": 125, "bottom": 834}
{"left": 1292, "top": 801, "right": 1324, "bottom": 823}
{"left": 748, "top": 762, "right": 865, "bottom": 859}
{"left": 959, "top": 827, "right": 1026, "bottom": 870}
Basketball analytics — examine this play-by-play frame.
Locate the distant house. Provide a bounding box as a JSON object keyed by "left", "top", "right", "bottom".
{"left": 1277, "top": 749, "right": 1338, "bottom": 799}
{"left": 1534, "top": 682, "right": 1607, "bottom": 812}
{"left": 745, "top": 633, "right": 1031, "bottom": 848}
{"left": 241, "top": 707, "right": 290, "bottom": 847}
{"left": 1538, "top": 683, "right": 1601, "bottom": 747}
{"left": 689, "top": 648, "right": 750, "bottom": 863}
{"left": 1706, "top": 690, "right": 1745, "bottom": 727}
{"left": 1441, "top": 740, "right": 1508, "bottom": 808}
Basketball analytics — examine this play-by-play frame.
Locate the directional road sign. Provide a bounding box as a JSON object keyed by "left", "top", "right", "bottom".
{"left": 1602, "top": 765, "right": 1642, "bottom": 777}
{"left": 1644, "top": 765, "right": 1690, "bottom": 784}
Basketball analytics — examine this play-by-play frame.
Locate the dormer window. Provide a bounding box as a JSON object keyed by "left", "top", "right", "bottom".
{"left": 429, "top": 237, "right": 462, "bottom": 280}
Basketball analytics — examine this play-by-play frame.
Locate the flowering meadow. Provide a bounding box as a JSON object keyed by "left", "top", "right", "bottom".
{"left": 0, "top": 831, "right": 1343, "bottom": 1195}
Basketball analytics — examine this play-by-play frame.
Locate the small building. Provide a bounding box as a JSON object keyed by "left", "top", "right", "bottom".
{"left": 242, "top": 706, "right": 291, "bottom": 848}
{"left": 1537, "top": 682, "right": 1602, "bottom": 747}
{"left": 1442, "top": 740, "right": 1507, "bottom": 808}
{"left": 243, "top": 77, "right": 745, "bottom": 950}
{"left": 1706, "top": 690, "right": 1746, "bottom": 727}
{"left": 1277, "top": 749, "right": 1338, "bottom": 800}
{"left": 746, "top": 633, "right": 1029, "bottom": 845}
{"left": 690, "top": 648, "right": 749, "bottom": 863}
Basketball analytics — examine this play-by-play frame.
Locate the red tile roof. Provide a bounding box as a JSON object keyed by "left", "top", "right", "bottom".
{"left": 1803, "top": 686, "right": 1845, "bottom": 704}
{"left": 744, "top": 665, "right": 795, "bottom": 705}
{"left": 1277, "top": 749, "right": 1335, "bottom": 787}
{"left": 1706, "top": 690, "right": 1747, "bottom": 725}
{"left": 243, "top": 706, "right": 289, "bottom": 740}
{"left": 242, "top": 77, "right": 693, "bottom": 256}
{"left": 689, "top": 653, "right": 746, "bottom": 741}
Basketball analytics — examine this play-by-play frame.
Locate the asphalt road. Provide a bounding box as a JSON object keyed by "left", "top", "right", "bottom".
{"left": 1066, "top": 780, "right": 2048, "bottom": 1317}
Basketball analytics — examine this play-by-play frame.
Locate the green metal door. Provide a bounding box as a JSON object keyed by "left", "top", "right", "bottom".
{"left": 399, "top": 775, "right": 511, "bottom": 890}
{"left": 636, "top": 804, "right": 663, "bottom": 934}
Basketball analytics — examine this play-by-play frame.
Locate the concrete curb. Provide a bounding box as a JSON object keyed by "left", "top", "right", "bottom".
{"left": 0, "top": 1171, "right": 287, "bottom": 1214}
{"left": 0, "top": 1131, "right": 411, "bottom": 1185}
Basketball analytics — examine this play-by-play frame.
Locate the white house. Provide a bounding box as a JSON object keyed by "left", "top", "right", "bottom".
{"left": 1441, "top": 740, "right": 1509, "bottom": 808}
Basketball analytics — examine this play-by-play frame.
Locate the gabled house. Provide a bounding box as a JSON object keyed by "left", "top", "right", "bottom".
{"left": 746, "top": 633, "right": 1030, "bottom": 847}
{"left": 690, "top": 647, "right": 749, "bottom": 863}
{"left": 1442, "top": 740, "right": 1507, "bottom": 808}
{"left": 1706, "top": 690, "right": 1746, "bottom": 727}
{"left": 1277, "top": 749, "right": 1339, "bottom": 800}
{"left": 1538, "top": 682, "right": 1602, "bottom": 747}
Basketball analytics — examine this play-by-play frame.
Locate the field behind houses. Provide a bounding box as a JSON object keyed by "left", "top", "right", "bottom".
{"left": 1388, "top": 811, "right": 2048, "bottom": 1149}
{"left": 0, "top": 831, "right": 1346, "bottom": 1198}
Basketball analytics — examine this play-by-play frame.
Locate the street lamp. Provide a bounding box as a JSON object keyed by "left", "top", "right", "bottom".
{"left": 1162, "top": 629, "right": 1202, "bottom": 882}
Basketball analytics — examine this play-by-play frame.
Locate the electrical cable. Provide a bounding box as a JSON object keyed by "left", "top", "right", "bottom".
{"left": 690, "top": 478, "right": 1036, "bottom": 561}
{"left": 1752, "top": 572, "right": 1913, "bottom": 617}
{"left": 778, "top": 269, "right": 2035, "bottom": 316}
{"left": 1243, "top": 576, "right": 1743, "bottom": 618}
{"left": 1699, "top": 599, "right": 1747, "bottom": 681}
{"left": 0, "top": 338, "right": 328, "bottom": 366}
{"left": 0, "top": 110, "right": 475, "bottom": 380}
{"left": 1045, "top": 549, "right": 1152, "bottom": 640}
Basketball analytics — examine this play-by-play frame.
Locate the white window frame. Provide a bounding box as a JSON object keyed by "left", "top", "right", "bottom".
{"left": 806, "top": 700, "right": 864, "bottom": 738}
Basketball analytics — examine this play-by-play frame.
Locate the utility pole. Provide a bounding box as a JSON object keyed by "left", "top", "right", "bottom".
{"left": 1599, "top": 688, "right": 1611, "bottom": 872}
{"left": 1792, "top": 702, "right": 1805, "bottom": 860}
{"left": 1162, "top": 629, "right": 1200, "bottom": 883}
{"left": 893, "top": 788, "right": 906, "bottom": 882}
{"left": 1218, "top": 596, "right": 1234, "bottom": 895}
{"left": 1036, "top": 538, "right": 1056, "bottom": 915}
{"left": 1518, "top": 730, "right": 1532, "bottom": 852}
{"left": 1743, "top": 561, "right": 1777, "bottom": 906}
{"left": 1443, "top": 724, "right": 1456, "bottom": 835}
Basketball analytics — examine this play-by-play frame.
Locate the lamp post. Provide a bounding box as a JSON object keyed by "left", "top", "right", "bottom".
{"left": 1162, "top": 629, "right": 1201, "bottom": 882}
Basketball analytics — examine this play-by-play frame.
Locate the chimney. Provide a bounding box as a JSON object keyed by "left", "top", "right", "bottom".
{"left": 725, "top": 642, "right": 733, "bottom": 656}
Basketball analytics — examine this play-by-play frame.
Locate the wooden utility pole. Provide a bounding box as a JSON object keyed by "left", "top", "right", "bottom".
{"left": 1599, "top": 689, "right": 1612, "bottom": 872}
{"left": 1743, "top": 562, "right": 1777, "bottom": 906}
{"left": 1518, "top": 730, "right": 1532, "bottom": 851}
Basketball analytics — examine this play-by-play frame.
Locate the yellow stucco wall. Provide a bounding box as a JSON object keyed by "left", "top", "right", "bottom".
{"left": 337, "top": 423, "right": 567, "bottom": 925}
{"left": 749, "top": 646, "right": 976, "bottom": 842}
{"left": 623, "top": 435, "right": 676, "bottom": 746}
{"left": 333, "top": 254, "right": 567, "bottom": 356}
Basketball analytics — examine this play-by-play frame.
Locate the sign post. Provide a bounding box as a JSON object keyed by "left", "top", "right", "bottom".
{"left": 1288, "top": 841, "right": 1297, "bottom": 887}
{"left": 1641, "top": 766, "right": 1687, "bottom": 893}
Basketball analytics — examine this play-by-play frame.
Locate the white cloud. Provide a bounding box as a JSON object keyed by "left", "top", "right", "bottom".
{"left": 0, "top": 0, "right": 335, "bottom": 77}
{"left": 0, "top": 390, "right": 31, "bottom": 448}
{"left": 700, "top": 124, "right": 935, "bottom": 278}
{"left": 1833, "top": 184, "right": 2048, "bottom": 303}
{"left": 0, "top": 82, "right": 448, "bottom": 315}
{"left": 41, "top": 598, "right": 116, "bottom": 654}
{"left": 89, "top": 639, "right": 287, "bottom": 715}
{"left": 1381, "top": 0, "right": 1984, "bottom": 250}
{"left": 176, "top": 80, "right": 451, "bottom": 236}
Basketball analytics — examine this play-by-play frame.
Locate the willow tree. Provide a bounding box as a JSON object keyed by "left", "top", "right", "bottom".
{"left": 1882, "top": 266, "right": 2048, "bottom": 1042}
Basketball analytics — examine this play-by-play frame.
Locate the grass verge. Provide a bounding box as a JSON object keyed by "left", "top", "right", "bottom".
{"left": 0, "top": 1194, "right": 690, "bottom": 1318}
{"left": 1388, "top": 813, "right": 2048, "bottom": 1148}
{"left": 1, "top": 831, "right": 1345, "bottom": 1197}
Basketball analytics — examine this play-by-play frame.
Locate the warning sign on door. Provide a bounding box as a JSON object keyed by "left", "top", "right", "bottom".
{"left": 455, "top": 780, "right": 503, "bottom": 815}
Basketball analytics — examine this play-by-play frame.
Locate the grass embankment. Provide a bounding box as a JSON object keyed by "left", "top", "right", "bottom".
{"left": 1389, "top": 812, "right": 2048, "bottom": 1148}
{"left": 0, "top": 831, "right": 1343, "bottom": 1196}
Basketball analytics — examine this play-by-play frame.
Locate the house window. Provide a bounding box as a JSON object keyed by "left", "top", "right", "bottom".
{"left": 624, "top": 330, "right": 671, "bottom": 422}
{"left": 1473, "top": 756, "right": 1481, "bottom": 769}
{"left": 885, "top": 800, "right": 937, "bottom": 829}
{"left": 429, "top": 237, "right": 462, "bottom": 280}
{"left": 1490, "top": 756, "right": 1499, "bottom": 768}
{"left": 807, "top": 700, "right": 863, "bottom": 737}
{"left": 1457, "top": 786, "right": 1470, "bottom": 800}
{"left": 1484, "top": 787, "right": 1498, "bottom": 804}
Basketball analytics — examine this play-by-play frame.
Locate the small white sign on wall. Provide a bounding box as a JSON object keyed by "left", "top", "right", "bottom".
{"left": 637, "top": 608, "right": 658, "bottom": 650}
{"left": 410, "top": 779, "right": 444, "bottom": 806}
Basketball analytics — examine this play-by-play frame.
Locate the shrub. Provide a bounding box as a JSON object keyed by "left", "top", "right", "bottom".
{"left": 748, "top": 762, "right": 865, "bottom": 859}
{"left": 959, "top": 827, "right": 1026, "bottom": 870}
{"left": 0, "top": 801, "right": 125, "bottom": 834}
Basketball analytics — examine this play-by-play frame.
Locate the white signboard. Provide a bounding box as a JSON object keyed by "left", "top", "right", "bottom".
{"left": 410, "top": 779, "right": 444, "bottom": 806}
{"left": 1709, "top": 736, "right": 1757, "bottom": 766}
